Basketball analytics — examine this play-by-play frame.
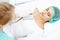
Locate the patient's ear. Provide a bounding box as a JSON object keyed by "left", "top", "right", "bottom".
{"left": 34, "top": 8, "right": 40, "bottom": 15}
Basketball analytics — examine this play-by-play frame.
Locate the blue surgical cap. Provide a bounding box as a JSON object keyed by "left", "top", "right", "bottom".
{"left": 49, "top": 6, "right": 60, "bottom": 23}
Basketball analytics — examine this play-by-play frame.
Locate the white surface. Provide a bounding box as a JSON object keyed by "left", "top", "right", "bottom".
{"left": 22, "top": 19, "right": 60, "bottom": 40}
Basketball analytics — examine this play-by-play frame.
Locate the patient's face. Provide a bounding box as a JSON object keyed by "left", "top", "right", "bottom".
{"left": 40, "top": 8, "right": 52, "bottom": 22}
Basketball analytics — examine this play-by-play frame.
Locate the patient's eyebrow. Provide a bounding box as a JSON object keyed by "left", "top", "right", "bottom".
{"left": 46, "top": 8, "right": 49, "bottom": 11}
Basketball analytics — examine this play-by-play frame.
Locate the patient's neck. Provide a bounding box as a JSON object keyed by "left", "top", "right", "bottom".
{"left": 34, "top": 15, "right": 45, "bottom": 30}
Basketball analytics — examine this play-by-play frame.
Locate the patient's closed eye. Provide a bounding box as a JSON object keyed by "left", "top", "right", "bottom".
{"left": 47, "top": 12, "right": 51, "bottom": 16}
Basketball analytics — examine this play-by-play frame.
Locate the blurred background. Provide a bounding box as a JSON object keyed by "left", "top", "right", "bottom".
{"left": 1, "top": 0, "right": 60, "bottom": 40}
